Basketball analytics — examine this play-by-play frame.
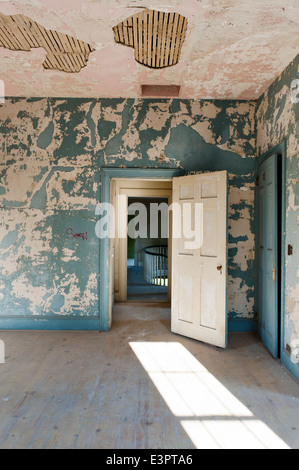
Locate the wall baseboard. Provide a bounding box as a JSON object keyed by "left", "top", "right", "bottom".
{"left": 0, "top": 316, "right": 100, "bottom": 331}
{"left": 228, "top": 319, "right": 258, "bottom": 333}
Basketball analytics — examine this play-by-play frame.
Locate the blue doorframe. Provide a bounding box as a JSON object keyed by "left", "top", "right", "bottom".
{"left": 99, "top": 168, "right": 184, "bottom": 331}
{"left": 256, "top": 141, "right": 287, "bottom": 361}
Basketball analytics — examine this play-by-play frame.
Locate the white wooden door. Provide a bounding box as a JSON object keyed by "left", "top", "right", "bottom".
{"left": 171, "top": 171, "right": 228, "bottom": 348}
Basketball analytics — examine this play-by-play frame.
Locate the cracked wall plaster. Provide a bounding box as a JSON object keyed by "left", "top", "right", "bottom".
{"left": 0, "top": 97, "right": 256, "bottom": 325}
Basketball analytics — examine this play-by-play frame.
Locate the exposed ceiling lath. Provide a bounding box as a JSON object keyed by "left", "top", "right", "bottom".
{"left": 0, "top": 12, "right": 94, "bottom": 73}
{"left": 113, "top": 9, "right": 188, "bottom": 68}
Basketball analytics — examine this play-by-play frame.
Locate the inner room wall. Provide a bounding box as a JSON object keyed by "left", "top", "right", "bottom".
{"left": 0, "top": 98, "right": 257, "bottom": 331}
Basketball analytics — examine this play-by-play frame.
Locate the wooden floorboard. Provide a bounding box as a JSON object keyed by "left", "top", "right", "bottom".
{"left": 0, "top": 303, "right": 298, "bottom": 449}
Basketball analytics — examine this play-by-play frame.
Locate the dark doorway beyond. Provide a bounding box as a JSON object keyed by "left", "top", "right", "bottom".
{"left": 127, "top": 197, "right": 169, "bottom": 302}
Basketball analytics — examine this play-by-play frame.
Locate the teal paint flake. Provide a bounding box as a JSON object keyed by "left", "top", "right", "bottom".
{"left": 103, "top": 99, "right": 135, "bottom": 158}
{"left": 97, "top": 119, "right": 117, "bottom": 143}
{"left": 169, "top": 99, "right": 181, "bottom": 114}
{"left": 86, "top": 100, "right": 97, "bottom": 148}
{"left": 37, "top": 121, "right": 54, "bottom": 149}
{"left": 52, "top": 99, "right": 92, "bottom": 163}
{"left": 16, "top": 110, "right": 39, "bottom": 129}
{"left": 33, "top": 166, "right": 49, "bottom": 183}
{"left": 165, "top": 123, "right": 255, "bottom": 174}
{"left": 30, "top": 166, "right": 74, "bottom": 210}
{"left": 0, "top": 229, "right": 19, "bottom": 249}
{"left": 49, "top": 294, "right": 65, "bottom": 312}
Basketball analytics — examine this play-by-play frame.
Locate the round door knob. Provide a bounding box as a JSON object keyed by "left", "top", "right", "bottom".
{"left": 217, "top": 265, "right": 223, "bottom": 271}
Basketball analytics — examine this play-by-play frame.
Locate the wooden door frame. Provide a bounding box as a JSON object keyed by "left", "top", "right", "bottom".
{"left": 256, "top": 141, "right": 286, "bottom": 361}
{"left": 100, "top": 168, "right": 184, "bottom": 331}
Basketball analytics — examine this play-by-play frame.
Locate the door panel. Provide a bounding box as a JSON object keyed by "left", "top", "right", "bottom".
{"left": 258, "top": 155, "right": 278, "bottom": 358}
{"left": 171, "top": 171, "right": 228, "bottom": 348}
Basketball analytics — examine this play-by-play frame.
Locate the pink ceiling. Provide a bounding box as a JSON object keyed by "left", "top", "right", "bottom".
{"left": 0, "top": 0, "right": 298, "bottom": 100}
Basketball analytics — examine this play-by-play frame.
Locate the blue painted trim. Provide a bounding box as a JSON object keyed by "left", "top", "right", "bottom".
{"left": 225, "top": 171, "right": 229, "bottom": 346}
{"left": 100, "top": 167, "right": 185, "bottom": 332}
{"left": 281, "top": 350, "right": 299, "bottom": 382}
{"left": 228, "top": 319, "right": 258, "bottom": 333}
{"left": 0, "top": 316, "right": 100, "bottom": 331}
{"left": 280, "top": 143, "right": 287, "bottom": 364}
{"left": 256, "top": 140, "right": 287, "bottom": 361}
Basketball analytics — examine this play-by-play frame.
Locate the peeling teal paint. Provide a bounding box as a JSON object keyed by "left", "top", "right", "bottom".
{"left": 0, "top": 229, "right": 19, "bottom": 249}
{"left": 30, "top": 167, "right": 73, "bottom": 210}
{"left": 0, "top": 96, "right": 257, "bottom": 331}
{"left": 33, "top": 166, "right": 48, "bottom": 183}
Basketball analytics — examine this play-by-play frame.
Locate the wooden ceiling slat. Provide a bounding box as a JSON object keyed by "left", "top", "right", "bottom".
{"left": 142, "top": 10, "right": 148, "bottom": 65}
{"left": 0, "top": 18, "right": 25, "bottom": 50}
{"left": 122, "top": 19, "right": 129, "bottom": 46}
{"left": 164, "top": 12, "right": 174, "bottom": 67}
{"left": 19, "top": 15, "right": 40, "bottom": 48}
{"left": 66, "top": 35, "right": 83, "bottom": 69}
{"left": 0, "top": 14, "right": 21, "bottom": 49}
{"left": 113, "top": 9, "right": 187, "bottom": 69}
{"left": 112, "top": 25, "right": 120, "bottom": 44}
{"left": 173, "top": 14, "right": 185, "bottom": 65}
{"left": 48, "top": 30, "right": 70, "bottom": 71}
{"left": 43, "top": 50, "right": 62, "bottom": 71}
{"left": 137, "top": 13, "right": 143, "bottom": 65}
{"left": 147, "top": 9, "right": 153, "bottom": 67}
{"left": 0, "top": 27, "right": 15, "bottom": 49}
{"left": 168, "top": 12, "right": 180, "bottom": 66}
{"left": 151, "top": 10, "right": 159, "bottom": 68}
{"left": 155, "top": 11, "right": 164, "bottom": 68}
{"left": 160, "top": 12, "right": 169, "bottom": 68}
{"left": 44, "top": 30, "right": 76, "bottom": 72}
{"left": 117, "top": 23, "right": 124, "bottom": 45}
{"left": 133, "top": 13, "right": 139, "bottom": 62}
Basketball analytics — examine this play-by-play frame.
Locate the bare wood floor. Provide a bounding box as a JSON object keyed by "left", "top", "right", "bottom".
{"left": 0, "top": 303, "right": 298, "bottom": 449}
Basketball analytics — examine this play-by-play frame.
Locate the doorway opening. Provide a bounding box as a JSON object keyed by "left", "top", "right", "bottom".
{"left": 101, "top": 168, "right": 228, "bottom": 349}
{"left": 127, "top": 197, "right": 169, "bottom": 302}
{"left": 111, "top": 178, "right": 173, "bottom": 304}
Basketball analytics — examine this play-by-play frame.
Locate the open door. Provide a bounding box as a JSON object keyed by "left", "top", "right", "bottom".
{"left": 257, "top": 154, "right": 279, "bottom": 358}
{"left": 171, "top": 171, "right": 228, "bottom": 348}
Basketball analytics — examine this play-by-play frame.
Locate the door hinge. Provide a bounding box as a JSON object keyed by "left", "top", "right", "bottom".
{"left": 272, "top": 268, "right": 276, "bottom": 282}
{"left": 256, "top": 176, "right": 259, "bottom": 186}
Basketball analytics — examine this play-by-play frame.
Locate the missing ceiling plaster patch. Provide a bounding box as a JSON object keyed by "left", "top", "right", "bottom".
{"left": 0, "top": 13, "right": 94, "bottom": 73}
{"left": 141, "top": 84, "right": 181, "bottom": 97}
{"left": 113, "top": 9, "right": 187, "bottom": 68}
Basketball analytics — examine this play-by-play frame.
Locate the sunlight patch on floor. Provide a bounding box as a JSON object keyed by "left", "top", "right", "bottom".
{"left": 129, "top": 341, "right": 289, "bottom": 449}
